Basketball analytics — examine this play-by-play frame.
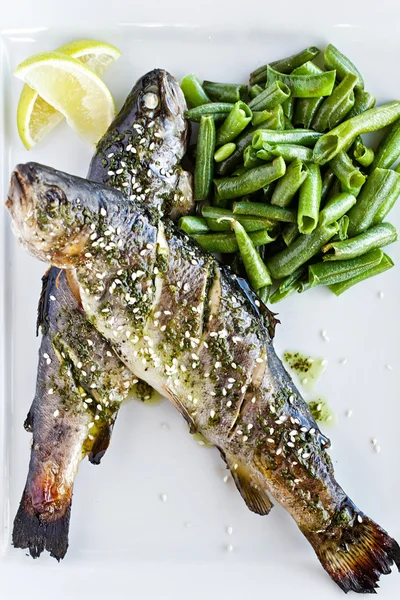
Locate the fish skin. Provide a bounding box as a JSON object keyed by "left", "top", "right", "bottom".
{"left": 7, "top": 162, "right": 400, "bottom": 592}
{"left": 11, "top": 69, "right": 193, "bottom": 560}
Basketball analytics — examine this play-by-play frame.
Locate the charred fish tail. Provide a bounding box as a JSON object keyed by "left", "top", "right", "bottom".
{"left": 303, "top": 497, "right": 400, "bottom": 593}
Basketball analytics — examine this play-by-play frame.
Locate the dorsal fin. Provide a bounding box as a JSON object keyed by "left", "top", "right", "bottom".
{"left": 36, "top": 268, "right": 62, "bottom": 336}
{"left": 235, "top": 276, "right": 280, "bottom": 339}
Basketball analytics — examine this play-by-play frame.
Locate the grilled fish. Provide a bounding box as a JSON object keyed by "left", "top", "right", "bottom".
{"left": 11, "top": 69, "right": 193, "bottom": 560}
{"left": 6, "top": 163, "right": 400, "bottom": 593}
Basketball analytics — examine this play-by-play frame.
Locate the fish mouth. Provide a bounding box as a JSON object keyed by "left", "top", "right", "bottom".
{"left": 140, "top": 69, "right": 187, "bottom": 118}
{"left": 6, "top": 166, "right": 37, "bottom": 246}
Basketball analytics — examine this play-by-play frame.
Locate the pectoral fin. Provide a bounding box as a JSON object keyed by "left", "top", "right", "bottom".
{"left": 165, "top": 388, "right": 197, "bottom": 434}
{"left": 223, "top": 453, "right": 273, "bottom": 516}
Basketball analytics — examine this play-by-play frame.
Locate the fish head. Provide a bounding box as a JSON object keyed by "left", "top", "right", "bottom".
{"left": 6, "top": 162, "right": 92, "bottom": 266}
{"left": 135, "top": 68, "right": 190, "bottom": 165}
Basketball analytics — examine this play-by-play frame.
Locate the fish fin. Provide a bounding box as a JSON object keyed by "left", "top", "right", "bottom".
{"left": 12, "top": 490, "right": 71, "bottom": 561}
{"left": 36, "top": 268, "right": 51, "bottom": 336}
{"left": 24, "top": 409, "right": 33, "bottom": 432}
{"left": 88, "top": 422, "right": 114, "bottom": 465}
{"left": 234, "top": 275, "right": 280, "bottom": 338}
{"left": 224, "top": 455, "right": 273, "bottom": 516}
{"left": 165, "top": 388, "right": 197, "bottom": 434}
{"left": 304, "top": 501, "right": 400, "bottom": 593}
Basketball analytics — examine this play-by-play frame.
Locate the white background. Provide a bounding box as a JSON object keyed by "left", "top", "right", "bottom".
{"left": 1, "top": 2, "right": 400, "bottom": 598}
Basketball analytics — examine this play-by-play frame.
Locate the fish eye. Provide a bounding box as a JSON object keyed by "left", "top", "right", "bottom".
{"left": 45, "top": 187, "right": 66, "bottom": 210}
{"left": 143, "top": 92, "right": 159, "bottom": 110}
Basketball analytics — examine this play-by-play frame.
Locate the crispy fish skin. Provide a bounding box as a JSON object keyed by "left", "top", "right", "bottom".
{"left": 7, "top": 162, "right": 400, "bottom": 592}
{"left": 11, "top": 69, "right": 193, "bottom": 560}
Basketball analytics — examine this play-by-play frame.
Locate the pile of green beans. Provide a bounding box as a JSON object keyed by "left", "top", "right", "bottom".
{"left": 180, "top": 43, "right": 399, "bottom": 303}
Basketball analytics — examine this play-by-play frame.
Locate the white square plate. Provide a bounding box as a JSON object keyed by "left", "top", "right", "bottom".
{"left": 1, "top": 8, "right": 400, "bottom": 600}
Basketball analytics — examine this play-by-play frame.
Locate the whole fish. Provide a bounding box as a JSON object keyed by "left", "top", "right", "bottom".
{"left": 12, "top": 69, "right": 193, "bottom": 560}
{"left": 7, "top": 163, "right": 400, "bottom": 593}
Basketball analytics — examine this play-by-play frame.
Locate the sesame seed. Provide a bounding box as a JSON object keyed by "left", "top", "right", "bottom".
{"left": 302, "top": 378, "right": 308, "bottom": 385}
{"left": 256, "top": 357, "right": 264, "bottom": 363}
{"left": 302, "top": 452, "right": 311, "bottom": 459}
{"left": 226, "top": 400, "right": 232, "bottom": 407}
{"left": 276, "top": 448, "right": 282, "bottom": 455}
{"left": 227, "top": 526, "right": 233, "bottom": 535}
{"left": 50, "top": 295, "right": 56, "bottom": 301}
{"left": 222, "top": 388, "right": 227, "bottom": 396}
{"left": 375, "top": 445, "right": 381, "bottom": 453}
{"left": 100, "top": 207, "right": 107, "bottom": 217}
{"left": 161, "top": 494, "right": 168, "bottom": 502}
{"left": 210, "top": 410, "right": 215, "bottom": 418}
{"left": 321, "top": 329, "right": 330, "bottom": 342}
{"left": 386, "top": 364, "right": 393, "bottom": 370}
{"left": 378, "top": 291, "right": 384, "bottom": 299}
{"left": 48, "top": 388, "right": 54, "bottom": 395}
{"left": 107, "top": 152, "right": 114, "bottom": 158}
{"left": 267, "top": 438, "right": 274, "bottom": 444}
{"left": 233, "top": 464, "right": 238, "bottom": 470}
{"left": 88, "top": 422, "right": 94, "bottom": 429}
{"left": 53, "top": 410, "right": 60, "bottom": 418}
{"left": 223, "top": 475, "right": 229, "bottom": 483}
{"left": 242, "top": 436, "right": 248, "bottom": 442}
{"left": 107, "top": 170, "right": 115, "bottom": 176}
{"left": 215, "top": 361, "right": 221, "bottom": 369}
{"left": 227, "top": 544, "right": 234, "bottom": 552}
{"left": 346, "top": 409, "right": 353, "bottom": 418}
{"left": 231, "top": 362, "right": 237, "bottom": 369}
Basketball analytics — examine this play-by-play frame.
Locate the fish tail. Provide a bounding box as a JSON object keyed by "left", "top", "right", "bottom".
{"left": 12, "top": 490, "right": 71, "bottom": 561}
{"left": 304, "top": 500, "right": 400, "bottom": 593}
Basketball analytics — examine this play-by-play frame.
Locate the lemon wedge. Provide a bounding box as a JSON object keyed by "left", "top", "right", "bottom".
{"left": 15, "top": 41, "right": 120, "bottom": 148}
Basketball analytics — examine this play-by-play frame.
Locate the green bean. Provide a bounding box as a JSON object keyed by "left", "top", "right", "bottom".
{"left": 328, "top": 253, "right": 394, "bottom": 295}
{"left": 370, "top": 118, "right": 400, "bottom": 170}
{"left": 282, "top": 97, "right": 295, "bottom": 121}
{"left": 337, "top": 215, "right": 350, "bottom": 241}
{"left": 215, "top": 106, "right": 285, "bottom": 176}
{"left": 312, "top": 74, "right": 358, "bottom": 132}
{"left": 340, "top": 181, "right": 363, "bottom": 199}
{"left": 258, "top": 286, "right": 271, "bottom": 303}
{"left": 214, "top": 142, "right": 236, "bottom": 163}
{"left": 266, "top": 222, "right": 338, "bottom": 278}
{"left": 214, "top": 157, "right": 286, "bottom": 201}
{"left": 353, "top": 140, "right": 374, "bottom": 168}
{"left": 243, "top": 146, "right": 263, "bottom": 169}
{"left": 263, "top": 182, "right": 276, "bottom": 202}
{"left": 327, "top": 176, "right": 342, "bottom": 200}
{"left": 307, "top": 249, "right": 383, "bottom": 288}
{"left": 324, "top": 44, "right": 364, "bottom": 91}
{"left": 347, "top": 167, "right": 400, "bottom": 236}
{"left": 313, "top": 102, "right": 400, "bottom": 164}
{"left": 252, "top": 128, "right": 322, "bottom": 149}
{"left": 233, "top": 200, "right": 296, "bottom": 223}
{"left": 292, "top": 62, "right": 324, "bottom": 128}
{"left": 178, "top": 216, "right": 210, "bottom": 234}
{"left": 318, "top": 192, "right": 356, "bottom": 227}
{"left": 372, "top": 190, "right": 400, "bottom": 224}
{"left": 346, "top": 90, "right": 376, "bottom": 119}
{"left": 284, "top": 116, "right": 294, "bottom": 129}
{"left": 269, "top": 266, "right": 307, "bottom": 303}
{"left": 216, "top": 101, "right": 252, "bottom": 147}
{"left": 267, "top": 65, "right": 336, "bottom": 98}
{"left": 203, "top": 81, "right": 247, "bottom": 103}
{"left": 181, "top": 74, "right": 210, "bottom": 107}
{"left": 252, "top": 109, "right": 276, "bottom": 126}
{"left": 185, "top": 103, "right": 234, "bottom": 122}
{"left": 329, "top": 151, "right": 366, "bottom": 190}
{"left": 257, "top": 143, "right": 313, "bottom": 163}
{"left": 192, "top": 228, "right": 278, "bottom": 253}
{"left": 202, "top": 206, "right": 276, "bottom": 232}
{"left": 322, "top": 222, "right": 397, "bottom": 261}
{"left": 282, "top": 222, "right": 299, "bottom": 246}
{"left": 271, "top": 159, "right": 308, "bottom": 207}
{"left": 321, "top": 169, "right": 336, "bottom": 202}
{"left": 329, "top": 90, "right": 355, "bottom": 129}
{"left": 297, "top": 163, "right": 322, "bottom": 234}
{"left": 249, "top": 46, "right": 320, "bottom": 85}
{"left": 249, "top": 85, "right": 264, "bottom": 99}
{"left": 230, "top": 220, "right": 272, "bottom": 289}
{"left": 248, "top": 81, "right": 291, "bottom": 111}
{"left": 194, "top": 116, "right": 216, "bottom": 202}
